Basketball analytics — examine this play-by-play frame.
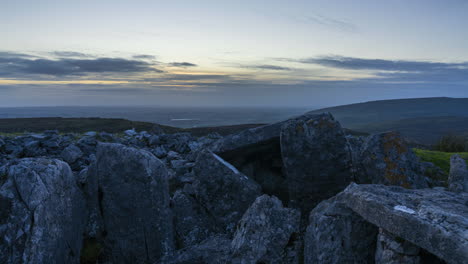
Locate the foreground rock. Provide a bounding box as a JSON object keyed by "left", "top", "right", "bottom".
{"left": 280, "top": 113, "right": 353, "bottom": 213}
{"left": 448, "top": 154, "right": 468, "bottom": 192}
{"left": 342, "top": 183, "right": 468, "bottom": 264}
{"left": 357, "top": 132, "right": 428, "bottom": 188}
{"left": 231, "top": 195, "right": 301, "bottom": 263}
{"left": 192, "top": 151, "right": 262, "bottom": 233}
{"left": 0, "top": 159, "right": 86, "bottom": 264}
{"left": 91, "top": 143, "right": 174, "bottom": 263}
{"left": 305, "top": 194, "right": 378, "bottom": 264}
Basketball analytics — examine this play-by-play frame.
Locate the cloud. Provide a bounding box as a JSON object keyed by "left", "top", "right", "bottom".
{"left": 0, "top": 52, "right": 162, "bottom": 77}
{"left": 50, "top": 51, "right": 91, "bottom": 58}
{"left": 305, "top": 14, "right": 357, "bottom": 32}
{"left": 241, "top": 64, "right": 292, "bottom": 71}
{"left": 133, "top": 54, "right": 157, "bottom": 60}
{"left": 168, "top": 62, "right": 198, "bottom": 67}
{"left": 283, "top": 55, "right": 468, "bottom": 83}
{"left": 300, "top": 55, "right": 468, "bottom": 71}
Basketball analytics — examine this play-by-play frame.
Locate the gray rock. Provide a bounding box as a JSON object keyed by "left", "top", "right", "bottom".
{"left": 92, "top": 143, "right": 174, "bottom": 263}
{"left": 230, "top": 195, "right": 300, "bottom": 264}
{"left": 124, "top": 129, "right": 137, "bottom": 137}
{"left": 210, "top": 122, "right": 284, "bottom": 154}
{"left": 0, "top": 158, "right": 86, "bottom": 264}
{"left": 192, "top": 151, "right": 262, "bottom": 233}
{"left": 159, "top": 235, "right": 231, "bottom": 264}
{"left": 167, "top": 150, "right": 181, "bottom": 160}
{"left": 305, "top": 193, "right": 378, "bottom": 264}
{"left": 170, "top": 159, "right": 188, "bottom": 171}
{"left": 448, "top": 154, "right": 468, "bottom": 192}
{"left": 280, "top": 113, "right": 353, "bottom": 213}
{"left": 60, "top": 144, "right": 83, "bottom": 164}
{"left": 153, "top": 146, "right": 168, "bottom": 158}
{"left": 23, "top": 140, "right": 43, "bottom": 157}
{"left": 357, "top": 132, "right": 428, "bottom": 189}
{"left": 149, "top": 135, "right": 161, "bottom": 146}
{"left": 84, "top": 131, "right": 97, "bottom": 137}
{"left": 171, "top": 190, "right": 219, "bottom": 248}
{"left": 3, "top": 140, "right": 22, "bottom": 156}
{"left": 41, "top": 135, "right": 60, "bottom": 150}
{"left": 341, "top": 183, "right": 468, "bottom": 264}
{"left": 77, "top": 135, "right": 98, "bottom": 155}
{"left": 375, "top": 228, "right": 420, "bottom": 264}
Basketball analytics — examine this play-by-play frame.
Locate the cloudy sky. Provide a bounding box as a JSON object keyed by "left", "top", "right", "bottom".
{"left": 1, "top": 0, "right": 467, "bottom": 107}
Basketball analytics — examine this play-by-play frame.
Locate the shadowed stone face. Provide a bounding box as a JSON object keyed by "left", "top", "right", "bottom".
{"left": 280, "top": 113, "right": 353, "bottom": 214}
{"left": 92, "top": 143, "right": 174, "bottom": 263}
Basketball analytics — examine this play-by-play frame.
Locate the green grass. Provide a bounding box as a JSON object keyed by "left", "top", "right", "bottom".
{"left": 413, "top": 148, "right": 468, "bottom": 174}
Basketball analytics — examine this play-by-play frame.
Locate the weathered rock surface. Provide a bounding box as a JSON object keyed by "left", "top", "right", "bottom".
{"left": 92, "top": 143, "right": 174, "bottom": 263}
{"left": 357, "top": 132, "right": 428, "bottom": 188}
{"left": 375, "top": 228, "right": 421, "bottom": 264}
{"left": 280, "top": 113, "right": 353, "bottom": 213}
{"left": 448, "top": 154, "right": 468, "bottom": 192}
{"left": 192, "top": 150, "right": 262, "bottom": 233}
{"left": 341, "top": 183, "right": 468, "bottom": 264}
{"left": 171, "top": 189, "right": 220, "bottom": 248}
{"left": 0, "top": 158, "right": 86, "bottom": 264}
{"left": 158, "top": 235, "right": 231, "bottom": 264}
{"left": 305, "top": 194, "right": 378, "bottom": 264}
{"left": 60, "top": 144, "right": 83, "bottom": 164}
{"left": 230, "top": 195, "right": 301, "bottom": 264}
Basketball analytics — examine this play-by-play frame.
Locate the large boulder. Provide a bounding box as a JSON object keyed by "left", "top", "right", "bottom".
{"left": 304, "top": 194, "right": 378, "bottom": 264}
{"left": 92, "top": 143, "right": 174, "bottom": 263}
{"left": 280, "top": 113, "right": 353, "bottom": 213}
{"left": 341, "top": 183, "right": 468, "bottom": 264}
{"left": 357, "top": 132, "right": 428, "bottom": 188}
{"left": 448, "top": 154, "right": 468, "bottom": 192}
{"left": 0, "top": 158, "right": 86, "bottom": 264}
{"left": 230, "top": 195, "right": 301, "bottom": 263}
{"left": 192, "top": 151, "right": 262, "bottom": 233}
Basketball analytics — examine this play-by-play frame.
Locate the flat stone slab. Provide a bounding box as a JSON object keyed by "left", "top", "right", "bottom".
{"left": 342, "top": 183, "right": 468, "bottom": 264}
{"left": 210, "top": 122, "right": 284, "bottom": 154}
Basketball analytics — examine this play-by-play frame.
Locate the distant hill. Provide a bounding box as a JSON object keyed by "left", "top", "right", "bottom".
{"left": 352, "top": 116, "right": 468, "bottom": 145}
{"left": 0, "top": 117, "right": 265, "bottom": 137}
{"left": 308, "top": 97, "right": 468, "bottom": 144}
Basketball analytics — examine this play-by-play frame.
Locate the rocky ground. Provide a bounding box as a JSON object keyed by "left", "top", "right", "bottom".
{"left": 0, "top": 113, "right": 466, "bottom": 264}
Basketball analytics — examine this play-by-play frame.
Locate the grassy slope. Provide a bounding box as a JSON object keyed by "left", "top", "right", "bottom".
{"left": 413, "top": 148, "right": 468, "bottom": 174}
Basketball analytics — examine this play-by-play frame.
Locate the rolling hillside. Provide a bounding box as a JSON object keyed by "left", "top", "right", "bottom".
{"left": 308, "top": 97, "right": 468, "bottom": 144}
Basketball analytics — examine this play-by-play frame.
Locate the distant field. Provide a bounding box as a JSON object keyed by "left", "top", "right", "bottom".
{"left": 413, "top": 148, "right": 468, "bottom": 174}
{"left": 0, "top": 117, "right": 265, "bottom": 137}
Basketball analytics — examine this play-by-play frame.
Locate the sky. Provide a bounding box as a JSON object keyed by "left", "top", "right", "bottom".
{"left": 1, "top": 0, "right": 468, "bottom": 107}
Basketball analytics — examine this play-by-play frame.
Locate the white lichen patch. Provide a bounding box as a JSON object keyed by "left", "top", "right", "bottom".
{"left": 394, "top": 205, "right": 416, "bottom": 214}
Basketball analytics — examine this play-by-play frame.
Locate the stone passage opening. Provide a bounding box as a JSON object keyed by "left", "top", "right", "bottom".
{"left": 218, "top": 137, "right": 289, "bottom": 203}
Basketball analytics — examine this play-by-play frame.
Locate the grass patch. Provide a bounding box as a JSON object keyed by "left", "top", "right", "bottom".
{"left": 413, "top": 148, "right": 468, "bottom": 174}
